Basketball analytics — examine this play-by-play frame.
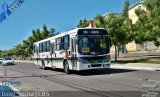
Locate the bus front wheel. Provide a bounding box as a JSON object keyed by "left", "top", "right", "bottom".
{"left": 64, "top": 61, "right": 70, "bottom": 74}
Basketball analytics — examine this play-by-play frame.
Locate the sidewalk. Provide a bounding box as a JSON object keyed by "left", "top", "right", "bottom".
{"left": 111, "top": 63, "right": 160, "bottom": 71}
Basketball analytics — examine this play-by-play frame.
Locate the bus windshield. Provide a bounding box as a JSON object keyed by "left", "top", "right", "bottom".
{"left": 78, "top": 36, "right": 110, "bottom": 55}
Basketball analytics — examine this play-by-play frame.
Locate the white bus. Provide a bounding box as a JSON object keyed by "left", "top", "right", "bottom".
{"left": 33, "top": 28, "right": 111, "bottom": 74}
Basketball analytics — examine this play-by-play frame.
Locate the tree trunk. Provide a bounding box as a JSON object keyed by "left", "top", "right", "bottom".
{"left": 115, "top": 46, "right": 117, "bottom": 62}
{"left": 118, "top": 47, "right": 120, "bottom": 57}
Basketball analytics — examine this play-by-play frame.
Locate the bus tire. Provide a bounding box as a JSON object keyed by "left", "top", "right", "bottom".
{"left": 64, "top": 61, "right": 70, "bottom": 74}
{"left": 42, "top": 60, "right": 46, "bottom": 70}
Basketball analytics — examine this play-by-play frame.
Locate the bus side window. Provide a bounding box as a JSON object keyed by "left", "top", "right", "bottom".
{"left": 39, "top": 43, "right": 42, "bottom": 53}
{"left": 46, "top": 41, "right": 50, "bottom": 52}
{"left": 42, "top": 42, "right": 45, "bottom": 52}
{"left": 45, "top": 42, "right": 47, "bottom": 52}
{"left": 33, "top": 45, "right": 35, "bottom": 54}
{"left": 56, "top": 38, "right": 62, "bottom": 50}
{"left": 63, "top": 35, "right": 70, "bottom": 50}
{"left": 33, "top": 45, "right": 35, "bottom": 53}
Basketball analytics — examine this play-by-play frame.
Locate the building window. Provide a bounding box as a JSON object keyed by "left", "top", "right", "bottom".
{"left": 56, "top": 38, "right": 62, "bottom": 50}
{"left": 63, "top": 35, "right": 70, "bottom": 50}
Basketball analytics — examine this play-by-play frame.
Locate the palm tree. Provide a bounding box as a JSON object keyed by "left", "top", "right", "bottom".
{"left": 94, "top": 14, "right": 106, "bottom": 28}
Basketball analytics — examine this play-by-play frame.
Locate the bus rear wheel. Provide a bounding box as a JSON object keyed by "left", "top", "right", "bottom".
{"left": 64, "top": 61, "right": 70, "bottom": 74}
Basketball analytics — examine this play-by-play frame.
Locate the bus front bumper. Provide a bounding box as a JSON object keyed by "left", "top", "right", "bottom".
{"left": 77, "top": 62, "right": 110, "bottom": 71}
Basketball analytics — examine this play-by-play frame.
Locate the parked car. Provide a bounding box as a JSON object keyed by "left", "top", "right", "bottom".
{"left": 0, "top": 58, "right": 3, "bottom": 64}
{"left": 2, "top": 57, "right": 14, "bottom": 65}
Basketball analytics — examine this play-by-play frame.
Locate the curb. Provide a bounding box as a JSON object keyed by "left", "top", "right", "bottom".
{"left": 111, "top": 65, "right": 160, "bottom": 71}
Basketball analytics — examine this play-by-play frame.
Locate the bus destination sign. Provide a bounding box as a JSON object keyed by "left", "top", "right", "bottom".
{"left": 78, "top": 29, "right": 108, "bottom": 35}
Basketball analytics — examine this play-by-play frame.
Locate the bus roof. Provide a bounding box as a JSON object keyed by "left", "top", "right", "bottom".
{"left": 34, "top": 28, "right": 106, "bottom": 45}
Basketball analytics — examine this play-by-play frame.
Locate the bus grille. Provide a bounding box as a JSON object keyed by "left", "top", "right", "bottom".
{"left": 91, "top": 64, "right": 102, "bottom": 67}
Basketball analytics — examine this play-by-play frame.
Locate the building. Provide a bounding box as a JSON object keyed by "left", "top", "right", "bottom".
{"left": 103, "top": 1, "right": 160, "bottom": 53}
{"left": 126, "top": 1, "right": 160, "bottom": 52}
{"left": 128, "top": 1, "right": 146, "bottom": 24}
{"left": 125, "top": 1, "right": 145, "bottom": 52}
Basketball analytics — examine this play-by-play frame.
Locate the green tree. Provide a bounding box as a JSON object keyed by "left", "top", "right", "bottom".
{"left": 49, "top": 28, "right": 56, "bottom": 36}
{"left": 134, "top": 0, "right": 160, "bottom": 46}
{"left": 106, "top": 14, "right": 131, "bottom": 61}
{"left": 94, "top": 0, "right": 132, "bottom": 61}
{"left": 94, "top": 14, "right": 106, "bottom": 28}
{"left": 0, "top": 50, "right": 13, "bottom": 57}
{"left": 77, "top": 20, "right": 83, "bottom": 28}
{"left": 12, "top": 44, "right": 25, "bottom": 59}
{"left": 143, "top": 0, "right": 160, "bottom": 11}
{"left": 122, "top": 0, "right": 129, "bottom": 18}
{"left": 77, "top": 18, "right": 89, "bottom": 28}
{"left": 41, "top": 24, "right": 50, "bottom": 38}
{"left": 11, "top": 24, "right": 56, "bottom": 59}
{"left": 32, "top": 29, "right": 42, "bottom": 41}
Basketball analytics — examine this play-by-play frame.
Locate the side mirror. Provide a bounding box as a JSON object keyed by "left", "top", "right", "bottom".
{"left": 68, "top": 51, "right": 71, "bottom": 55}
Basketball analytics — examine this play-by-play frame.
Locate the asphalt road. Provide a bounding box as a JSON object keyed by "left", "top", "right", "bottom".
{"left": 3, "top": 62, "right": 160, "bottom": 97}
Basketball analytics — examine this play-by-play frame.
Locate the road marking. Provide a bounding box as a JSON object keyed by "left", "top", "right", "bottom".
{"left": 132, "top": 78, "right": 160, "bottom": 83}
{"left": 132, "top": 78, "right": 143, "bottom": 81}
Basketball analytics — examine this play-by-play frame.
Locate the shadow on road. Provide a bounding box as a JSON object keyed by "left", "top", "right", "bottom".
{"left": 6, "top": 64, "right": 137, "bottom": 78}
{"left": 75, "top": 69, "right": 137, "bottom": 76}
{"left": 40, "top": 67, "right": 137, "bottom": 76}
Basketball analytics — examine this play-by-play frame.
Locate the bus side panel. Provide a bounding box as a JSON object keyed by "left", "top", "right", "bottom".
{"left": 52, "top": 51, "right": 65, "bottom": 69}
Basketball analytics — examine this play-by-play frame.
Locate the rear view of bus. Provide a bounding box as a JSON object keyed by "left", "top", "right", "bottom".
{"left": 76, "top": 28, "right": 111, "bottom": 70}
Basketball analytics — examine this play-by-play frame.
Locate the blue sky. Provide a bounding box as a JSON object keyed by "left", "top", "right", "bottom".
{"left": 0, "top": 0, "right": 140, "bottom": 50}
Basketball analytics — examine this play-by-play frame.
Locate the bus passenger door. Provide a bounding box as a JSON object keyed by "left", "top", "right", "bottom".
{"left": 36, "top": 46, "right": 39, "bottom": 65}
{"left": 50, "top": 43, "right": 55, "bottom": 67}
{"left": 33, "top": 45, "right": 39, "bottom": 65}
{"left": 71, "top": 38, "right": 77, "bottom": 69}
